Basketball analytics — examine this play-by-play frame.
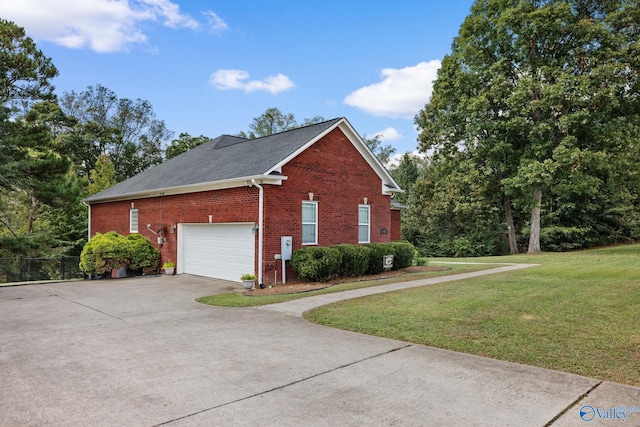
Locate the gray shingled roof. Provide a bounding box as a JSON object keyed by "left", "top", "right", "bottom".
{"left": 85, "top": 118, "right": 343, "bottom": 203}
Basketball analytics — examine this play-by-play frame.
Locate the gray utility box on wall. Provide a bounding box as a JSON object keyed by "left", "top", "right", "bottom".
{"left": 281, "top": 236, "right": 293, "bottom": 261}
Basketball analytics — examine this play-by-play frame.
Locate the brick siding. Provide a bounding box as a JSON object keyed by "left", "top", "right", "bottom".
{"left": 90, "top": 127, "right": 396, "bottom": 285}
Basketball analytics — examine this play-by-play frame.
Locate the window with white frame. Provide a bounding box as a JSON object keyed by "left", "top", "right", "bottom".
{"left": 358, "top": 205, "right": 370, "bottom": 243}
{"left": 129, "top": 208, "right": 139, "bottom": 233}
{"left": 302, "top": 201, "right": 318, "bottom": 245}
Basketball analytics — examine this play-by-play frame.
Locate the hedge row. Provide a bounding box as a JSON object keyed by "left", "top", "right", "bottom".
{"left": 79, "top": 232, "right": 160, "bottom": 276}
{"left": 291, "top": 241, "right": 416, "bottom": 282}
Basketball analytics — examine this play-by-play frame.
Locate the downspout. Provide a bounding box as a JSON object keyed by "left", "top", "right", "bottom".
{"left": 82, "top": 201, "right": 91, "bottom": 240}
{"left": 250, "top": 179, "right": 264, "bottom": 286}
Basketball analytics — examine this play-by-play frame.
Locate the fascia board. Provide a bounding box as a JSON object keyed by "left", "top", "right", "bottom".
{"left": 85, "top": 174, "right": 287, "bottom": 204}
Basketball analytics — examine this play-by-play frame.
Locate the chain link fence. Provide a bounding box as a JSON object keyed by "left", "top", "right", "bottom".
{"left": 0, "top": 256, "right": 83, "bottom": 284}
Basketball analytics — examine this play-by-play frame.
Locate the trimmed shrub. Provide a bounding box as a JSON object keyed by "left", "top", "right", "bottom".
{"left": 363, "top": 243, "right": 391, "bottom": 275}
{"left": 126, "top": 234, "right": 160, "bottom": 272}
{"left": 389, "top": 241, "right": 415, "bottom": 269}
{"left": 334, "top": 244, "right": 371, "bottom": 277}
{"left": 80, "top": 231, "right": 129, "bottom": 275}
{"left": 291, "top": 246, "right": 342, "bottom": 282}
{"left": 80, "top": 232, "right": 159, "bottom": 276}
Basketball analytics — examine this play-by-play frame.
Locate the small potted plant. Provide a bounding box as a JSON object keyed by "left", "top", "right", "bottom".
{"left": 240, "top": 273, "right": 256, "bottom": 290}
{"left": 162, "top": 260, "right": 176, "bottom": 275}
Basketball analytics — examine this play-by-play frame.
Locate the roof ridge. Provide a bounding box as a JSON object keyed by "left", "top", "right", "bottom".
{"left": 250, "top": 117, "right": 343, "bottom": 142}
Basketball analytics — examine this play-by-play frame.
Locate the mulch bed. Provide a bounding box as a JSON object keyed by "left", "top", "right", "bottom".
{"left": 243, "top": 265, "right": 449, "bottom": 296}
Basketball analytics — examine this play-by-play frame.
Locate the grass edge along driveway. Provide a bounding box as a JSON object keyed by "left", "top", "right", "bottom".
{"left": 196, "top": 263, "right": 494, "bottom": 307}
{"left": 305, "top": 244, "right": 640, "bottom": 387}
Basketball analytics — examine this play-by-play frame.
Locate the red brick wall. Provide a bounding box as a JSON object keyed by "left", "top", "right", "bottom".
{"left": 262, "top": 128, "right": 392, "bottom": 284}
{"left": 90, "top": 187, "right": 258, "bottom": 271}
{"left": 89, "top": 127, "right": 393, "bottom": 285}
{"left": 391, "top": 209, "right": 402, "bottom": 241}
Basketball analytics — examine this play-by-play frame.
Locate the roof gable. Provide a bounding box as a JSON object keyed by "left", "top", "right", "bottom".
{"left": 85, "top": 117, "right": 401, "bottom": 203}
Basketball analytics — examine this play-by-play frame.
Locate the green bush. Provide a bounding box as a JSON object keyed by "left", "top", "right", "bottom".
{"left": 126, "top": 234, "right": 160, "bottom": 271}
{"left": 334, "top": 244, "right": 371, "bottom": 277}
{"left": 363, "top": 243, "right": 392, "bottom": 275}
{"left": 80, "top": 231, "right": 128, "bottom": 275}
{"left": 79, "top": 232, "right": 159, "bottom": 276}
{"left": 389, "top": 241, "right": 415, "bottom": 269}
{"left": 291, "top": 246, "right": 342, "bottom": 282}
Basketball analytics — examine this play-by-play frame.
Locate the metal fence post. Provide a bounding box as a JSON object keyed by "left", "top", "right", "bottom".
{"left": 61, "top": 256, "right": 65, "bottom": 280}
{"left": 19, "top": 256, "right": 23, "bottom": 282}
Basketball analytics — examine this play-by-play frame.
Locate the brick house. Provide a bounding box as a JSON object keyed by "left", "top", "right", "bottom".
{"left": 85, "top": 118, "right": 403, "bottom": 285}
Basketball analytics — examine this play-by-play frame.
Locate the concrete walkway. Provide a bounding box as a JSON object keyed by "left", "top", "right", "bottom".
{"left": 259, "top": 263, "right": 539, "bottom": 317}
{"left": 1, "top": 268, "right": 639, "bottom": 426}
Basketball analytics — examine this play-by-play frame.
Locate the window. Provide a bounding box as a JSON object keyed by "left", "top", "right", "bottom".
{"left": 358, "top": 205, "right": 370, "bottom": 243}
{"left": 302, "top": 201, "right": 318, "bottom": 245}
{"left": 130, "top": 208, "right": 139, "bottom": 233}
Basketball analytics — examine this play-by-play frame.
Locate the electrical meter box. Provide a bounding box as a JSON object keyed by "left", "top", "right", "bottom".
{"left": 281, "top": 236, "right": 293, "bottom": 261}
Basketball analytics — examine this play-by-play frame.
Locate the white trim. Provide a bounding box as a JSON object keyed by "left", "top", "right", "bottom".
{"left": 301, "top": 201, "right": 318, "bottom": 245}
{"left": 129, "top": 208, "right": 139, "bottom": 233}
{"left": 266, "top": 118, "right": 403, "bottom": 196}
{"left": 358, "top": 204, "right": 371, "bottom": 243}
{"left": 85, "top": 174, "right": 286, "bottom": 204}
{"left": 251, "top": 179, "right": 264, "bottom": 285}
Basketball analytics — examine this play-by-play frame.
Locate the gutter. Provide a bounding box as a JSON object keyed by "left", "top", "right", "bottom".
{"left": 250, "top": 179, "right": 264, "bottom": 286}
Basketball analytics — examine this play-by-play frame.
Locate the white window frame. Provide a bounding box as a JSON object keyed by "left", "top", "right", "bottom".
{"left": 301, "top": 201, "right": 318, "bottom": 245}
{"left": 358, "top": 204, "right": 370, "bottom": 244}
{"left": 129, "top": 208, "right": 139, "bottom": 233}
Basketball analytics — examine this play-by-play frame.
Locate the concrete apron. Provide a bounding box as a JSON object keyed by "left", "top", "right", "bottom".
{"left": 0, "top": 269, "right": 638, "bottom": 426}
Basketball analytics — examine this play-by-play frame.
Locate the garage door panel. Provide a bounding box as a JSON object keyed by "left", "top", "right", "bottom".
{"left": 179, "top": 224, "right": 255, "bottom": 282}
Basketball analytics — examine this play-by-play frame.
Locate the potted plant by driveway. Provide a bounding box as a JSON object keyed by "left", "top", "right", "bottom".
{"left": 240, "top": 273, "right": 256, "bottom": 290}
{"left": 162, "top": 261, "right": 176, "bottom": 275}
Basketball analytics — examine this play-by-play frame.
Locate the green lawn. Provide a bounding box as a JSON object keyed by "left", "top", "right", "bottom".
{"left": 305, "top": 244, "right": 640, "bottom": 387}
{"left": 196, "top": 263, "right": 492, "bottom": 307}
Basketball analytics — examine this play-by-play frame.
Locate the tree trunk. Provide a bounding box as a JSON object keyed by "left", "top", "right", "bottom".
{"left": 502, "top": 194, "right": 519, "bottom": 254}
{"left": 528, "top": 188, "right": 542, "bottom": 254}
{"left": 28, "top": 191, "right": 38, "bottom": 234}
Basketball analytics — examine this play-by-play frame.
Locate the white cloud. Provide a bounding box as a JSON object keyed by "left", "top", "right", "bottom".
{"left": 210, "top": 69, "right": 295, "bottom": 95}
{"left": 388, "top": 149, "right": 426, "bottom": 168}
{"left": 344, "top": 60, "right": 441, "bottom": 119}
{"left": 203, "top": 11, "right": 229, "bottom": 33}
{"left": 374, "top": 127, "right": 403, "bottom": 142}
{"left": 0, "top": 0, "right": 204, "bottom": 53}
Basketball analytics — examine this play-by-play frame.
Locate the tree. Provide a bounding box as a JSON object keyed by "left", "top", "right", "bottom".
{"left": 390, "top": 153, "right": 420, "bottom": 205}
{"left": 362, "top": 134, "right": 396, "bottom": 167}
{"left": 165, "top": 132, "right": 210, "bottom": 159}
{"left": 416, "top": 0, "right": 640, "bottom": 254}
{"left": 0, "top": 19, "right": 58, "bottom": 106}
{"left": 58, "top": 84, "right": 173, "bottom": 181}
{"left": 237, "top": 107, "right": 325, "bottom": 138}
{"left": 87, "top": 154, "right": 116, "bottom": 195}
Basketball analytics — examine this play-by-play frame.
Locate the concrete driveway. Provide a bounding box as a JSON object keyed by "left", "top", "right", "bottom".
{"left": 1, "top": 273, "right": 638, "bottom": 426}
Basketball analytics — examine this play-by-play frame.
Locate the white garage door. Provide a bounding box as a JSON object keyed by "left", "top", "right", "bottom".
{"left": 178, "top": 223, "right": 255, "bottom": 282}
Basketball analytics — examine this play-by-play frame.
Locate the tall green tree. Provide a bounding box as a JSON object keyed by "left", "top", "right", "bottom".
{"left": 87, "top": 154, "right": 116, "bottom": 196}
{"left": 165, "top": 132, "right": 210, "bottom": 159}
{"left": 58, "top": 84, "right": 173, "bottom": 181}
{"left": 416, "top": 0, "right": 640, "bottom": 253}
{"left": 237, "top": 107, "right": 325, "bottom": 138}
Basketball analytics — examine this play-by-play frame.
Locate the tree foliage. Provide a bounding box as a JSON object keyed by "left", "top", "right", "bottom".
{"left": 362, "top": 134, "right": 396, "bottom": 166}
{"left": 165, "top": 132, "right": 210, "bottom": 159}
{"left": 237, "top": 107, "right": 325, "bottom": 138}
{"left": 415, "top": 0, "right": 640, "bottom": 254}
{"left": 58, "top": 84, "right": 173, "bottom": 181}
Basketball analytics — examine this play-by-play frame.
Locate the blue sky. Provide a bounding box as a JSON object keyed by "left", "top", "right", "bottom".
{"left": 1, "top": 0, "right": 474, "bottom": 159}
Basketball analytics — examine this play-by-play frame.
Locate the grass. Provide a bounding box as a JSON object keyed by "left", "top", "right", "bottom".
{"left": 196, "top": 263, "right": 493, "bottom": 307}
{"left": 305, "top": 244, "right": 640, "bottom": 387}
